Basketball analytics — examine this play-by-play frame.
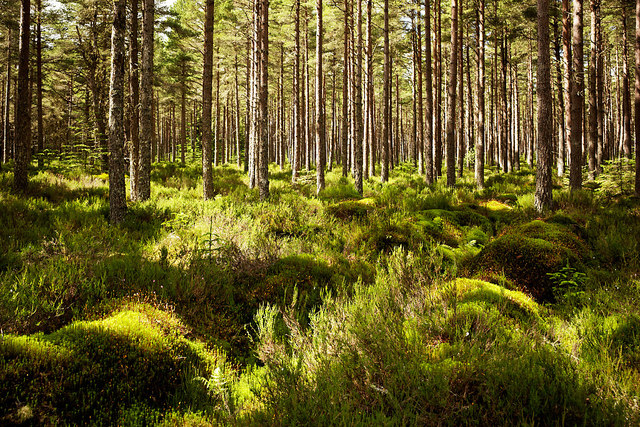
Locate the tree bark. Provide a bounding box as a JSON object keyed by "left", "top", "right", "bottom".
{"left": 636, "top": 0, "right": 640, "bottom": 195}
{"left": 425, "top": 0, "right": 434, "bottom": 184}
{"left": 257, "top": 0, "right": 269, "bottom": 200}
{"left": 14, "top": 0, "right": 30, "bottom": 190}
{"left": 129, "top": 0, "right": 140, "bottom": 199}
{"left": 381, "top": 0, "right": 390, "bottom": 182}
{"left": 316, "top": 0, "right": 325, "bottom": 194}
{"left": 535, "top": 0, "right": 553, "bottom": 213}
{"left": 476, "top": 0, "right": 485, "bottom": 189}
{"left": 108, "top": 0, "right": 127, "bottom": 223}
{"left": 569, "top": 0, "right": 584, "bottom": 190}
{"left": 623, "top": 5, "right": 633, "bottom": 159}
{"left": 202, "top": 0, "right": 215, "bottom": 198}
{"left": 3, "top": 28, "right": 11, "bottom": 164}
{"left": 36, "top": 0, "right": 43, "bottom": 167}
{"left": 138, "top": 0, "right": 154, "bottom": 200}
{"left": 587, "top": 0, "right": 598, "bottom": 180}
{"left": 445, "top": 0, "right": 458, "bottom": 186}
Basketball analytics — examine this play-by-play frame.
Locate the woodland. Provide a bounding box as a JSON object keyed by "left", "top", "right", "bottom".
{"left": 1, "top": 0, "right": 640, "bottom": 423}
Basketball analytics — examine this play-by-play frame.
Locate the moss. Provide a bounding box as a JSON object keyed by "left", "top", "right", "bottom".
{"left": 469, "top": 220, "right": 590, "bottom": 301}
{"left": 326, "top": 200, "right": 374, "bottom": 221}
{"left": 0, "top": 303, "right": 225, "bottom": 425}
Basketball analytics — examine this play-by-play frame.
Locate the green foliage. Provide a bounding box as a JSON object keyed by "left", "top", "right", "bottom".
{"left": 547, "top": 262, "right": 588, "bottom": 306}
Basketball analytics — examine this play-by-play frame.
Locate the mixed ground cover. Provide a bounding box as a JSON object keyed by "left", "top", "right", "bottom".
{"left": 1, "top": 159, "right": 640, "bottom": 424}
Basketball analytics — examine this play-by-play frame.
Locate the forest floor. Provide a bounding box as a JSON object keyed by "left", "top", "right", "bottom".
{"left": 1, "top": 158, "right": 640, "bottom": 425}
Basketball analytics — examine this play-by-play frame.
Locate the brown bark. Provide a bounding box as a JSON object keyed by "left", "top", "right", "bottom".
{"left": 623, "top": 6, "right": 633, "bottom": 159}
{"left": 3, "top": 28, "right": 11, "bottom": 164}
{"left": 535, "top": 0, "right": 553, "bottom": 213}
{"left": 587, "top": 0, "right": 598, "bottom": 180}
{"left": 636, "top": 0, "right": 640, "bottom": 195}
{"left": 202, "top": 0, "right": 215, "bottom": 198}
{"left": 138, "top": 0, "right": 154, "bottom": 200}
{"left": 445, "top": 0, "right": 458, "bottom": 186}
{"left": 316, "top": 0, "right": 325, "bottom": 194}
{"left": 108, "top": 0, "right": 127, "bottom": 223}
{"left": 475, "top": 0, "right": 485, "bottom": 189}
{"left": 381, "top": 0, "right": 390, "bottom": 182}
{"left": 129, "top": 0, "right": 140, "bottom": 199}
{"left": 425, "top": 0, "right": 434, "bottom": 184}
{"left": 14, "top": 0, "right": 30, "bottom": 190}
{"left": 257, "top": 0, "right": 269, "bottom": 200}
{"left": 36, "top": 0, "right": 43, "bottom": 167}
{"left": 570, "top": 0, "right": 584, "bottom": 190}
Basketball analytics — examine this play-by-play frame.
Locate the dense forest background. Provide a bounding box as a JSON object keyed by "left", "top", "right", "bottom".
{"left": 2, "top": 0, "right": 640, "bottom": 424}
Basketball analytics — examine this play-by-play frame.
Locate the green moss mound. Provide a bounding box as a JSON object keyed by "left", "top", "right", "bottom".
{"left": 325, "top": 199, "right": 374, "bottom": 221}
{"left": 0, "top": 303, "right": 226, "bottom": 425}
{"left": 469, "top": 220, "right": 590, "bottom": 301}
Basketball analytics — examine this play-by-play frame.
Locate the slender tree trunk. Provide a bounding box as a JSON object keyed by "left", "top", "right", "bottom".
{"left": 636, "top": 0, "right": 640, "bottom": 195}
{"left": 416, "top": 3, "right": 424, "bottom": 175}
{"left": 138, "top": 0, "right": 154, "bottom": 200}
{"left": 257, "top": 0, "right": 269, "bottom": 200}
{"left": 570, "top": 0, "right": 584, "bottom": 190}
{"left": 342, "top": 0, "right": 349, "bottom": 177}
{"left": 3, "top": 28, "right": 11, "bottom": 164}
{"left": 14, "top": 0, "right": 31, "bottom": 190}
{"left": 535, "top": 0, "right": 553, "bottom": 213}
{"left": 108, "top": 0, "right": 126, "bottom": 223}
{"left": 129, "top": 0, "right": 140, "bottom": 199}
{"left": 445, "top": 0, "right": 458, "bottom": 186}
{"left": 435, "top": 0, "right": 442, "bottom": 178}
{"left": 202, "top": 0, "right": 215, "bottom": 198}
{"left": 354, "top": 0, "right": 363, "bottom": 194}
{"left": 476, "top": 0, "right": 485, "bottom": 189}
{"left": 381, "top": 0, "right": 390, "bottom": 182}
{"left": 623, "top": 5, "right": 633, "bottom": 159}
{"left": 181, "top": 75, "right": 186, "bottom": 165}
{"left": 562, "top": 0, "right": 572, "bottom": 176}
{"left": 316, "top": 0, "right": 325, "bottom": 194}
{"left": 292, "top": 0, "right": 301, "bottom": 182}
{"left": 425, "top": 0, "right": 434, "bottom": 184}
{"left": 457, "top": 0, "right": 464, "bottom": 178}
{"left": 36, "top": 0, "right": 43, "bottom": 168}
{"left": 587, "top": 0, "right": 599, "bottom": 180}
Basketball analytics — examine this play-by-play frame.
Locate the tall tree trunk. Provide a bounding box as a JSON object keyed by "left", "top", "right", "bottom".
{"left": 36, "top": 0, "right": 43, "bottom": 168}
{"left": 425, "top": 0, "right": 434, "bottom": 184}
{"left": 181, "top": 72, "right": 186, "bottom": 165}
{"left": 138, "top": 0, "right": 154, "bottom": 200}
{"left": 14, "top": 0, "right": 30, "bottom": 190}
{"left": 354, "top": 0, "right": 363, "bottom": 194}
{"left": 535, "top": 0, "right": 553, "bottom": 213}
{"left": 342, "top": 0, "right": 349, "bottom": 177}
{"left": 129, "top": 0, "right": 140, "bottom": 199}
{"left": 476, "top": 0, "right": 485, "bottom": 189}
{"left": 445, "top": 0, "right": 458, "bottom": 186}
{"left": 587, "top": 0, "right": 598, "bottom": 180}
{"left": 316, "top": 0, "right": 325, "bottom": 194}
{"left": 3, "top": 28, "right": 11, "bottom": 164}
{"left": 570, "top": 0, "right": 584, "bottom": 190}
{"left": 636, "top": 0, "right": 640, "bottom": 195}
{"left": 108, "top": 0, "right": 126, "bottom": 223}
{"left": 562, "top": 0, "right": 572, "bottom": 176}
{"left": 457, "top": 0, "right": 464, "bottom": 178}
{"left": 415, "top": 3, "right": 424, "bottom": 175}
{"left": 623, "top": 5, "right": 633, "bottom": 159}
{"left": 257, "top": 0, "right": 269, "bottom": 200}
{"left": 366, "top": 0, "right": 374, "bottom": 176}
{"left": 434, "top": 0, "right": 442, "bottom": 178}
{"left": 202, "top": 0, "right": 215, "bottom": 198}
{"left": 292, "top": 0, "right": 301, "bottom": 182}
{"left": 381, "top": 0, "right": 390, "bottom": 182}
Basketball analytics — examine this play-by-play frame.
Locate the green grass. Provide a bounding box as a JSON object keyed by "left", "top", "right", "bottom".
{"left": 1, "top": 158, "right": 640, "bottom": 424}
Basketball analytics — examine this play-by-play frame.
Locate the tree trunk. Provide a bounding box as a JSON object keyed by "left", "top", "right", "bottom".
{"left": 535, "top": 0, "right": 553, "bottom": 213}
{"left": 636, "top": 0, "right": 640, "bottom": 195}
{"left": 108, "top": 0, "right": 127, "bottom": 223}
{"left": 570, "top": 0, "right": 583, "bottom": 190}
{"left": 138, "top": 0, "right": 154, "bottom": 200}
{"left": 129, "top": 0, "right": 140, "bottom": 199}
{"left": 316, "top": 0, "right": 325, "bottom": 194}
{"left": 202, "top": 0, "right": 215, "bottom": 198}
{"left": 381, "top": 0, "right": 390, "bottom": 182}
{"left": 562, "top": 0, "right": 572, "bottom": 176}
{"left": 3, "top": 28, "right": 11, "bottom": 164}
{"left": 445, "top": 0, "right": 458, "bottom": 186}
{"left": 341, "top": 0, "right": 349, "bottom": 178}
{"left": 257, "top": 0, "right": 269, "bottom": 200}
{"left": 36, "top": 0, "right": 43, "bottom": 168}
{"left": 425, "top": 0, "right": 434, "bottom": 184}
{"left": 623, "top": 5, "right": 633, "bottom": 159}
{"left": 476, "top": 0, "right": 485, "bottom": 189}
{"left": 14, "top": 0, "right": 30, "bottom": 190}
{"left": 415, "top": 3, "right": 424, "bottom": 176}
{"left": 354, "top": 0, "right": 363, "bottom": 194}
{"left": 587, "top": 0, "right": 598, "bottom": 180}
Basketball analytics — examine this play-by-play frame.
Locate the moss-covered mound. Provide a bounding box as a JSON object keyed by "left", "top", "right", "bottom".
{"left": 468, "top": 220, "right": 590, "bottom": 301}
{"left": 325, "top": 198, "right": 375, "bottom": 221}
{"left": 0, "top": 303, "right": 227, "bottom": 425}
